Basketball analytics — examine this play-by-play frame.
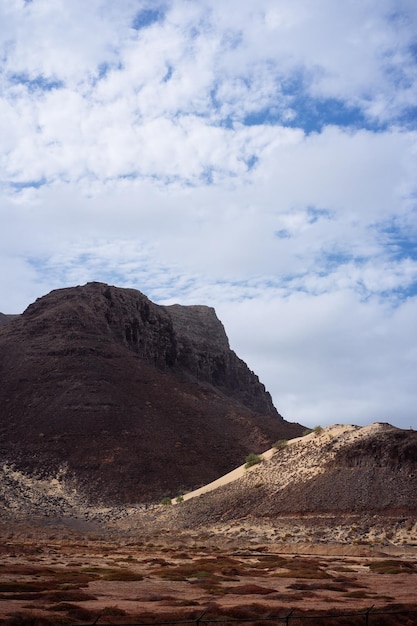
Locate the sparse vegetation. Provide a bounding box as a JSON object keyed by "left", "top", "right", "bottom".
{"left": 273, "top": 439, "right": 288, "bottom": 449}
{"left": 176, "top": 494, "right": 184, "bottom": 503}
{"left": 102, "top": 568, "right": 144, "bottom": 581}
{"left": 1, "top": 422, "right": 417, "bottom": 624}
{"left": 160, "top": 497, "right": 172, "bottom": 505}
{"left": 303, "top": 425, "right": 323, "bottom": 436}
{"left": 101, "top": 605, "right": 127, "bottom": 615}
{"left": 244, "top": 453, "right": 262, "bottom": 469}
{"left": 1, "top": 531, "right": 417, "bottom": 624}
{"left": 368, "top": 559, "right": 417, "bottom": 575}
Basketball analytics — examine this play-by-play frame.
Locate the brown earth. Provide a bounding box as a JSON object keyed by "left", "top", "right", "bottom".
{"left": 0, "top": 313, "right": 17, "bottom": 327}
{"left": 0, "top": 521, "right": 416, "bottom": 625}
{"left": 1, "top": 425, "right": 417, "bottom": 623}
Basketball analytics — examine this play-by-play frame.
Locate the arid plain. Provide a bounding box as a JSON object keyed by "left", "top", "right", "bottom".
{"left": 1, "top": 518, "right": 417, "bottom": 625}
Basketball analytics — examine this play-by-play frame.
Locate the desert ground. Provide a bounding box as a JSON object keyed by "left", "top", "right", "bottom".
{"left": 1, "top": 424, "right": 417, "bottom": 624}
{"left": 1, "top": 517, "right": 417, "bottom": 626}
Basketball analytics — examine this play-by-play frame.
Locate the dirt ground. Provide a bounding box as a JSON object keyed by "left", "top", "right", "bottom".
{"left": 1, "top": 520, "right": 417, "bottom": 625}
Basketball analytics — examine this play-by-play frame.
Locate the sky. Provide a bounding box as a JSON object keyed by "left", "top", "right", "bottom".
{"left": 1, "top": 0, "right": 417, "bottom": 430}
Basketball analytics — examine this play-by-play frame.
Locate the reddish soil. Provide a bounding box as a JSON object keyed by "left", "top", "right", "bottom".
{"left": 1, "top": 523, "right": 416, "bottom": 625}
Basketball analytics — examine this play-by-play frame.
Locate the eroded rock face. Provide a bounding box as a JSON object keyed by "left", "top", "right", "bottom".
{"left": 165, "top": 302, "right": 277, "bottom": 415}
{"left": 0, "top": 282, "right": 302, "bottom": 504}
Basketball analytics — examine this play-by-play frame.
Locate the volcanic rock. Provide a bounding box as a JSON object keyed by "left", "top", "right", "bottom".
{"left": 0, "top": 282, "right": 302, "bottom": 505}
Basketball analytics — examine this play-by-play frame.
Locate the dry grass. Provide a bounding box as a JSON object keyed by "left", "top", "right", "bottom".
{"left": 368, "top": 559, "right": 417, "bottom": 574}
{"left": 45, "top": 602, "right": 95, "bottom": 621}
{"left": 1, "top": 528, "right": 417, "bottom": 625}
{"left": 152, "top": 555, "right": 242, "bottom": 582}
{"left": 101, "top": 568, "right": 144, "bottom": 581}
{"left": 223, "top": 584, "right": 277, "bottom": 595}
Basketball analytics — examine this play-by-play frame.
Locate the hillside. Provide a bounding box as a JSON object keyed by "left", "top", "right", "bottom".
{"left": 2, "top": 422, "right": 417, "bottom": 550}
{"left": 0, "top": 282, "right": 302, "bottom": 506}
{"left": 147, "top": 423, "right": 417, "bottom": 545}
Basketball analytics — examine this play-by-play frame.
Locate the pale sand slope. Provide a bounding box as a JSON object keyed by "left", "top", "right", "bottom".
{"left": 180, "top": 448, "right": 276, "bottom": 502}
{"left": 179, "top": 423, "right": 390, "bottom": 503}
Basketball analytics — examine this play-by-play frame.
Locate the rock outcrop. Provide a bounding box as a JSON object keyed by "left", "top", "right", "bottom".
{"left": 165, "top": 303, "right": 277, "bottom": 415}
{"left": 0, "top": 282, "right": 302, "bottom": 505}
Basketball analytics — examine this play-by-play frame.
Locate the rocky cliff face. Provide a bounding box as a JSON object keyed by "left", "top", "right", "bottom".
{"left": 165, "top": 302, "right": 277, "bottom": 415}
{"left": 14, "top": 282, "right": 276, "bottom": 414}
{"left": 0, "top": 282, "right": 302, "bottom": 505}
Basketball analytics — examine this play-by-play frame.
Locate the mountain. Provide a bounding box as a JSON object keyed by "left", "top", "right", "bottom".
{"left": 0, "top": 282, "right": 303, "bottom": 505}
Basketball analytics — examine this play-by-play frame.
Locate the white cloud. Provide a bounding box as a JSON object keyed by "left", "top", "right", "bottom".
{"left": 1, "top": 0, "right": 417, "bottom": 430}
{"left": 216, "top": 289, "right": 417, "bottom": 429}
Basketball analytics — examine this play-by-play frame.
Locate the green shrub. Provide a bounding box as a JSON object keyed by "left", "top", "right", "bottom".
{"left": 161, "top": 497, "right": 172, "bottom": 505}
{"left": 245, "top": 453, "right": 262, "bottom": 469}
{"left": 176, "top": 495, "right": 184, "bottom": 503}
{"left": 303, "top": 426, "right": 323, "bottom": 436}
{"left": 273, "top": 439, "right": 288, "bottom": 449}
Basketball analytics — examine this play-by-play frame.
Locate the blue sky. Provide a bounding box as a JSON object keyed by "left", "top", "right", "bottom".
{"left": 1, "top": 0, "right": 417, "bottom": 429}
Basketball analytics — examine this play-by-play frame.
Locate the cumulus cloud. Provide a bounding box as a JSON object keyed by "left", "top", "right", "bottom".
{"left": 1, "top": 0, "right": 417, "bottom": 428}
{"left": 216, "top": 288, "right": 417, "bottom": 428}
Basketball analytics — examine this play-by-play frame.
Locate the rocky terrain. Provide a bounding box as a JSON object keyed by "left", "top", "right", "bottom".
{"left": 142, "top": 423, "right": 417, "bottom": 547}
{"left": 0, "top": 282, "right": 302, "bottom": 505}
{"left": 2, "top": 522, "right": 417, "bottom": 626}
{"left": 1, "top": 422, "right": 416, "bottom": 549}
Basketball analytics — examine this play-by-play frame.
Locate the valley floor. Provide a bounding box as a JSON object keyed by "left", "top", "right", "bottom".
{"left": 0, "top": 519, "right": 416, "bottom": 625}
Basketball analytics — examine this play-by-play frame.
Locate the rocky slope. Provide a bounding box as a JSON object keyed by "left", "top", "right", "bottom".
{"left": 149, "top": 423, "right": 417, "bottom": 545}
{"left": 0, "top": 282, "right": 302, "bottom": 506}
{"left": 3, "top": 423, "right": 416, "bottom": 549}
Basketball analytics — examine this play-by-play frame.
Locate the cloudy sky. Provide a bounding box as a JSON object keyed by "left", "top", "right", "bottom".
{"left": 1, "top": 0, "right": 417, "bottom": 429}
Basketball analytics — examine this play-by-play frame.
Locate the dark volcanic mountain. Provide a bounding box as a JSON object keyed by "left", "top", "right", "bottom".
{"left": 0, "top": 282, "right": 302, "bottom": 504}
